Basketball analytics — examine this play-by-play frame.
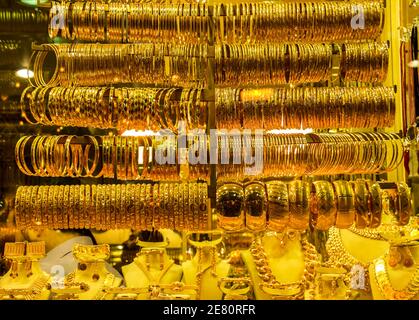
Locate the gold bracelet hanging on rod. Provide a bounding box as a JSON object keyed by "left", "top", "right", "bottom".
{"left": 215, "top": 132, "right": 404, "bottom": 180}
{"left": 15, "top": 135, "right": 210, "bottom": 180}
{"left": 29, "top": 42, "right": 388, "bottom": 87}
{"left": 21, "top": 86, "right": 207, "bottom": 131}
{"left": 216, "top": 86, "right": 395, "bottom": 130}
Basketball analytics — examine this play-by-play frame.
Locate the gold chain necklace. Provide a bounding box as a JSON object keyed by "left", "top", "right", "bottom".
{"left": 64, "top": 270, "right": 117, "bottom": 300}
{"left": 326, "top": 227, "right": 371, "bottom": 292}
{"left": 250, "top": 234, "right": 318, "bottom": 300}
{"left": 373, "top": 257, "right": 419, "bottom": 300}
{"left": 194, "top": 247, "right": 218, "bottom": 300}
{"left": 348, "top": 225, "right": 386, "bottom": 241}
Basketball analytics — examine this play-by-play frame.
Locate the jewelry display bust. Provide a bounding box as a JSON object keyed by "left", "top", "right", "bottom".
{"left": 0, "top": 242, "right": 50, "bottom": 300}
{"left": 64, "top": 244, "right": 121, "bottom": 300}
{"left": 123, "top": 246, "right": 182, "bottom": 297}
{"left": 182, "top": 231, "right": 230, "bottom": 300}
{"left": 326, "top": 227, "right": 390, "bottom": 299}
{"left": 370, "top": 243, "right": 419, "bottom": 300}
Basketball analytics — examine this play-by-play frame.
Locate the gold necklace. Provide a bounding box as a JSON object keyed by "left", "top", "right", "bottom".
{"left": 348, "top": 225, "right": 386, "bottom": 241}
{"left": 325, "top": 227, "right": 371, "bottom": 292}
{"left": 194, "top": 247, "right": 218, "bottom": 300}
{"left": 0, "top": 273, "right": 50, "bottom": 300}
{"left": 134, "top": 258, "right": 174, "bottom": 284}
{"left": 373, "top": 257, "right": 419, "bottom": 300}
{"left": 250, "top": 233, "right": 318, "bottom": 300}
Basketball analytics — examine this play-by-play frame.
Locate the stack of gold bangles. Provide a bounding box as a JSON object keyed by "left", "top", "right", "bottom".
{"left": 29, "top": 43, "right": 208, "bottom": 87}
{"left": 21, "top": 86, "right": 207, "bottom": 131}
{"left": 0, "top": 9, "right": 48, "bottom": 33}
{"left": 216, "top": 180, "right": 411, "bottom": 232}
{"left": 216, "top": 132, "right": 403, "bottom": 179}
{"left": 15, "top": 132, "right": 403, "bottom": 179}
{"left": 14, "top": 183, "right": 209, "bottom": 231}
{"left": 50, "top": 2, "right": 383, "bottom": 43}
{"left": 341, "top": 42, "right": 389, "bottom": 83}
{"left": 29, "top": 42, "right": 388, "bottom": 87}
{"left": 15, "top": 135, "right": 209, "bottom": 180}
{"left": 217, "top": 87, "right": 395, "bottom": 129}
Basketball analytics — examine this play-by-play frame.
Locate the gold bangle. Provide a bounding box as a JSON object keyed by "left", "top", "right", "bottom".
{"left": 266, "top": 181, "right": 289, "bottom": 232}
{"left": 333, "top": 181, "right": 355, "bottom": 229}
{"left": 216, "top": 183, "right": 245, "bottom": 232}
{"left": 288, "top": 180, "right": 310, "bottom": 231}
{"left": 243, "top": 181, "right": 266, "bottom": 232}
{"left": 310, "top": 181, "right": 336, "bottom": 231}
{"left": 366, "top": 181, "right": 382, "bottom": 229}
{"left": 350, "top": 180, "right": 371, "bottom": 229}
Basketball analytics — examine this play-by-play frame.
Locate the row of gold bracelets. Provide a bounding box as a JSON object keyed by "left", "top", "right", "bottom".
{"left": 20, "top": 86, "right": 207, "bottom": 131}
{"left": 214, "top": 2, "right": 383, "bottom": 43}
{"left": 0, "top": 9, "right": 48, "bottom": 33}
{"left": 51, "top": 2, "right": 211, "bottom": 43}
{"left": 29, "top": 42, "right": 387, "bottom": 87}
{"left": 29, "top": 43, "right": 208, "bottom": 87}
{"left": 215, "top": 132, "right": 404, "bottom": 180}
{"left": 50, "top": 2, "right": 383, "bottom": 43}
{"left": 216, "top": 180, "right": 411, "bottom": 232}
{"left": 15, "top": 135, "right": 210, "bottom": 180}
{"left": 15, "top": 135, "right": 101, "bottom": 178}
{"left": 215, "top": 43, "right": 332, "bottom": 86}
{"left": 14, "top": 183, "right": 209, "bottom": 231}
{"left": 341, "top": 42, "right": 389, "bottom": 83}
{"left": 216, "top": 87, "right": 395, "bottom": 130}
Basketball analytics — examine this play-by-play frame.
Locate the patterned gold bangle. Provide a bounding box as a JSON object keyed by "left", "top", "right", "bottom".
{"left": 69, "top": 185, "right": 75, "bottom": 229}
{"left": 333, "top": 181, "right": 355, "bottom": 229}
{"left": 173, "top": 183, "right": 179, "bottom": 230}
{"left": 14, "top": 187, "right": 23, "bottom": 228}
{"left": 366, "top": 181, "right": 382, "bottom": 228}
{"left": 34, "top": 185, "right": 43, "bottom": 228}
{"left": 57, "top": 185, "right": 64, "bottom": 229}
{"left": 79, "top": 185, "right": 85, "bottom": 229}
{"left": 145, "top": 184, "right": 152, "bottom": 230}
{"left": 91, "top": 184, "right": 97, "bottom": 229}
{"left": 136, "top": 183, "right": 144, "bottom": 230}
{"left": 266, "top": 181, "right": 289, "bottom": 232}
{"left": 288, "top": 180, "right": 310, "bottom": 231}
{"left": 73, "top": 185, "right": 80, "bottom": 229}
{"left": 120, "top": 184, "right": 127, "bottom": 228}
{"left": 51, "top": 185, "right": 59, "bottom": 229}
{"left": 395, "top": 182, "right": 411, "bottom": 226}
{"left": 151, "top": 183, "right": 159, "bottom": 230}
{"left": 96, "top": 184, "right": 104, "bottom": 230}
{"left": 126, "top": 185, "right": 135, "bottom": 228}
{"left": 105, "top": 184, "right": 111, "bottom": 230}
{"left": 84, "top": 184, "right": 91, "bottom": 229}
{"left": 29, "top": 185, "right": 39, "bottom": 228}
{"left": 110, "top": 184, "right": 117, "bottom": 229}
{"left": 310, "top": 181, "right": 336, "bottom": 231}
{"left": 199, "top": 183, "right": 208, "bottom": 230}
{"left": 350, "top": 180, "right": 370, "bottom": 229}
{"left": 47, "top": 186, "right": 54, "bottom": 229}
{"left": 178, "top": 182, "right": 185, "bottom": 230}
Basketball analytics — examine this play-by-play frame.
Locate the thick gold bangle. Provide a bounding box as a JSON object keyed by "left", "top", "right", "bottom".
{"left": 288, "top": 180, "right": 310, "bottom": 231}
{"left": 366, "top": 181, "right": 382, "bottom": 229}
{"left": 244, "top": 182, "right": 267, "bottom": 232}
{"left": 310, "top": 181, "right": 336, "bottom": 231}
{"left": 265, "top": 181, "right": 289, "bottom": 232}
{"left": 350, "top": 180, "right": 370, "bottom": 229}
{"left": 395, "top": 183, "right": 411, "bottom": 226}
{"left": 216, "top": 183, "right": 245, "bottom": 232}
{"left": 333, "top": 181, "right": 355, "bottom": 229}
